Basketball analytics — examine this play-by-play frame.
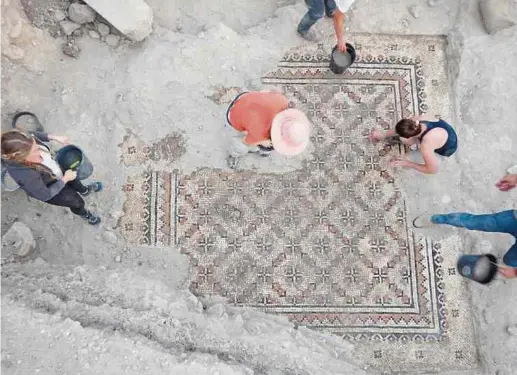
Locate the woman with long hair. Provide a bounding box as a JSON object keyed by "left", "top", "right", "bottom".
{"left": 1, "top": 130, "right": 102, "bottom": 225}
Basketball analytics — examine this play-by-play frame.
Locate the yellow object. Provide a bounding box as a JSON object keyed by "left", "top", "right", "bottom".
{"left": 69, "top": 160, "right": 80, "bottom": 169}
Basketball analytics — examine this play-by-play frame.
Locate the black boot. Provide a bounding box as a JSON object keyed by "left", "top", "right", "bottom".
{"left": 82, "top": 210, "right": 101, "bottom": 225}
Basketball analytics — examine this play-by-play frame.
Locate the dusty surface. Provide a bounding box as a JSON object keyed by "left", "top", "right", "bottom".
{"left": 1, "top": 0, "right": 517, "bottom": 374}
{"left": 117, "top": 32, "right": 477, "bottom": 372}
{"left": 2, "top": 259, "right": 367, "bottom": 374}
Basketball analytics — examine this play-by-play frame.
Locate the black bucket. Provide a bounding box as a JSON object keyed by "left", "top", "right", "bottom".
{"left": 55, "top": 145, "right": 93, "bottom": 181}
{"left": 457, "top": 253, "right": 498, "bottom": 284}
{"left": 12, "top": 112, "right": 45, "bottom": 132}
{"left": 330, "top": 43, "right": 356, "bottom": 74}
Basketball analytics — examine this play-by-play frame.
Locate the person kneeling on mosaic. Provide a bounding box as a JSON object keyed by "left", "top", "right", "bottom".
{"left": 225, "top": 90, "right": 312, "bottom": 169}
{"left": 1, "top": 130, "right": 102, "bottom": 225}
{"left": 368, "top": 114, "right": 458, "bottom": 174}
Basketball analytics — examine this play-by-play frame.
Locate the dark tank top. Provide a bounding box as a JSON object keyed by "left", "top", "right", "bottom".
{"left": 419, "top": 119, "right": 458, "bottom": 157}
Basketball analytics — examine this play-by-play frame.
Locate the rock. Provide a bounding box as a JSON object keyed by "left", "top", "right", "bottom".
{"left": 102, "top": 230, "right": 118, "bottom": 244}
{"left": 479, "top": 0, "right": 517, "bottom": 33}
{"left": 62, "top": 43, "right": 80, "bottom": 58}
{"left": 409, "top": 5, "right": 420, "bottom": 18}
{"left": 105, "top": 34, "right": 120, "bottom": 47}
{"left": 2, "top": 222, "right": 36, "bottom": 257}
{"left": 72, "top": 28, "right": 84, "bottom": 37}
{"left": 68, "top": 3, "right": 96, "bottom": 24}
{"left": 60, "top": 20, "right": 80, "bottom": 36}
{"left": 54, "top": 9, "right": 67, "bottom": 22}
{"left": 206, "top": 303, "right": 225, "bottom": 317}
{"left": 427, "top": 0, "right": 442, "bottom": 6}
{"left": 89, "top": 30, "right": 100, "bottom": 39}
{"left": 97, "top": 22, "right": 110, "bottom": 36}
{"left": 507, "top": 324, "right": 517, "bottom": 336}
{"left": 186, "top": 293, "right": 203, "bottom": 313}
{"left": 82, "top": 0, "right": 153, "bottom": 41}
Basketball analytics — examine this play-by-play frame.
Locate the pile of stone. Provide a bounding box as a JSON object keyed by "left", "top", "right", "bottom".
{"left": 1, "top": 221, "right": 36, "bottom": 264}
{"left": 57, "top": 2, "right": 124, "bottom": 58}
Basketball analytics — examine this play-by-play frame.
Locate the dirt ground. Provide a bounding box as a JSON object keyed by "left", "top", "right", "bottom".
{"left": 1, "top": 0, "right": 517, "bottom": 374}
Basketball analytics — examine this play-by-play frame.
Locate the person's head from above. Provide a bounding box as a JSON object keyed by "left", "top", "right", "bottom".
{"left": 270, "top": 108, "right": 311, "bottom": 157}
{"left": 1, "top": 130, "right": 41, "bottom": 164}
{"left": 395, "top": 118, "right": 422, "bottom": 144}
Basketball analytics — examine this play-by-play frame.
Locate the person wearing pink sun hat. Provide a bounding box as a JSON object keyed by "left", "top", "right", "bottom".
{"left": 270, "top": 108, "right": 312, "bottom": 157}
{"left": 225, "top": 90, "right": 312, "bottom": 169}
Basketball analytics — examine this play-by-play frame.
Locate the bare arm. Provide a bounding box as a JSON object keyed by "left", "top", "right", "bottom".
{"left": 401, "top": 144, "right": 438, "bottom": 174}
{"left": 368, "top": 128, "right": 396, "bottom": 143}
{"left": 381, "top": 128, "right": 396, "bottom": 138}
{"left": 333, "top": 10, "right": 346, "bottom": 51}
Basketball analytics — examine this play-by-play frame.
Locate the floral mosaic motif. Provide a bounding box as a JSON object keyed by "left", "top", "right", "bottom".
{"left": 175, "top": 46, "right": 444, "bottom": 339}
{"left": 119, "top": 34, "right": 477, "bottom": 373}
{"left": 118, "top": 131, "right": 151, "bottom": 166}
{"left": 118, "top": 130, "right": 186, "bottom": 166}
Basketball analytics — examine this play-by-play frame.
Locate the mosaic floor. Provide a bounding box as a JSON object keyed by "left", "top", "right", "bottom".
{"left": 119, "top": 34, "right": 477, "bottom": 372}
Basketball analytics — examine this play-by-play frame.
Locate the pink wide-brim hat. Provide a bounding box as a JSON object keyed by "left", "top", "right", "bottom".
{"left": 271, "top": 109, "right": 311, "bottom": 156}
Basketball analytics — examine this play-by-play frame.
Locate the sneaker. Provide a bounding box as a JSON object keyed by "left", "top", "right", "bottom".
{"left": 412, "top": 214, "right": 435, "bottom": 228}
{"left": 258, "top": 150, "right": 271, "bottom": 157}
{"left": 82, "top": 211, "right": 101, "bottom": 225}
{"left": 80, "top": 182, "right": 103, "bottom": 197}
{"left": 297, "top": 28, "right": 320, "bottom": 42}
{"left": 325, "top": 9, "right": 334, "bottom": 18}
{"left": 257, "top": 145, "right": 273, "bottom": 157}
{"left": 227, "top": 155, "right": 240, "bottom": 169}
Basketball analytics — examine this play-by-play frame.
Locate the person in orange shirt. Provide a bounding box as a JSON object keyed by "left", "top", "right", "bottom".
{"left": 225, "top": 90, "right": 312, "bottom": 169}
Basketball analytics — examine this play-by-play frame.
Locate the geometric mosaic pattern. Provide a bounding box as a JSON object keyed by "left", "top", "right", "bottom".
{"left": 120, "top": 34, "right": 478, "bottom": 372}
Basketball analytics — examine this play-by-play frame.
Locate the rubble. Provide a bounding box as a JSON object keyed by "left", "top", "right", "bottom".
{"left": 105, "top": 34, "right": 120, "bottom": 47}
{"left": 1, "top": 0, "right": 516, "bottom": 374}
{"left": 88, "top": 29, "right": 100, "bottom": 39}
{"left": 53, "top": 9, "right": 66, "bottom": 22}
{"left": 1, "top": 0, "right": 59, "bottom": 69}
{"left": 83, "top": 0, "right": 153, "bottom": 41}
{"left": 68, "top": 2, "right": 96, "bottom": 25}
{"left": 59, "top": 20, "right": 80, "bottom": 36}
{"left": 1, "top": 221, "right": 36, "bottom": 259}
{"left": 1, "top": 261, "right": 369, "bottom": 375}
{"left": 97, "top": 22, "right": 110, "bottom": 36}
{"left": 62, "top": 42, "right": 80, "bottom": 58}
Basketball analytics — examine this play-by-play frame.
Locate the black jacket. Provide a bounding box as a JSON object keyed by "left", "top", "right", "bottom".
{"left": 3, "top": 132, "right": 65, "bottom": 201}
